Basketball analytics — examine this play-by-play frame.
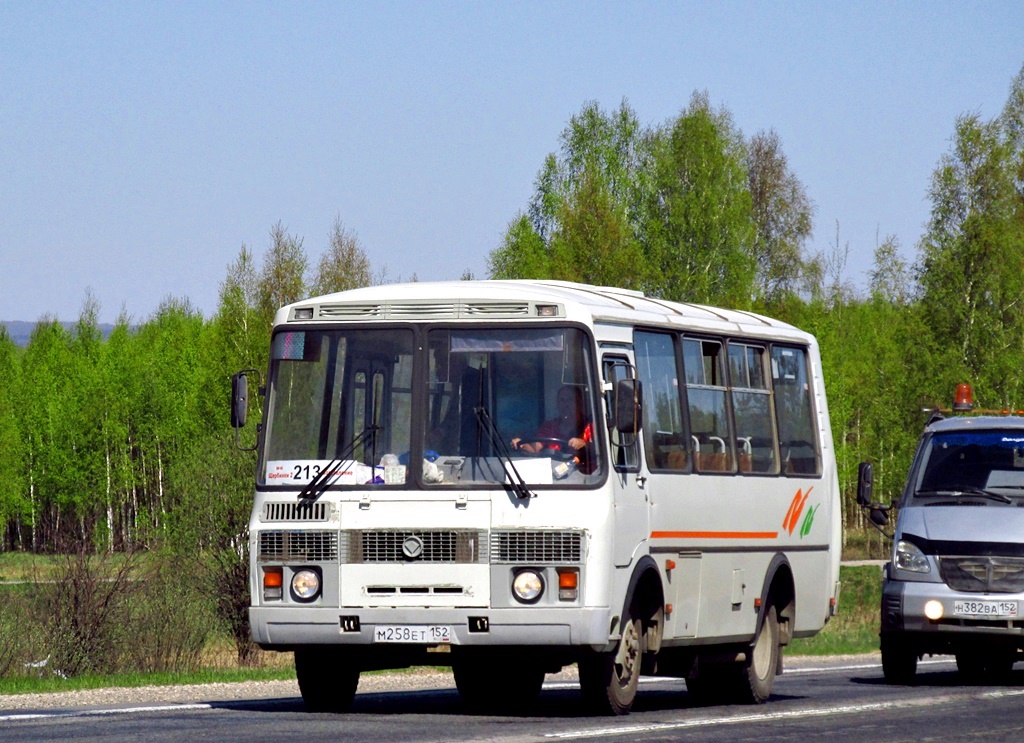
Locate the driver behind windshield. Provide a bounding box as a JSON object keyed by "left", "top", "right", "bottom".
{"left": 511, "top": 385, "right": 593, "bottom": 454}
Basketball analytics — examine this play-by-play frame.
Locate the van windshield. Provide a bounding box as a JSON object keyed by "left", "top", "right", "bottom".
{"left": 912, "top": 430, "right": 1024, "bottom": 503}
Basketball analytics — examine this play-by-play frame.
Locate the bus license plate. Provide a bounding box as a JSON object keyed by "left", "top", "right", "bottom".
{"left": 953, "top": 600, "right": 1018, "bottom": 618}
{"left": 373, "top": 625, "right": 452, "bottom": 644}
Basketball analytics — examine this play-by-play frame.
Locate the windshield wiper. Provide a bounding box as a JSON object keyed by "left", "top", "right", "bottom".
{"left": 474, "top": 406, "right": 535, "bottom": 500}
{"left": 298, "top": 425, "right": 381, "bottom": 502}
{"left": 915, "top": 487, "right": 1012, "bottom": 504}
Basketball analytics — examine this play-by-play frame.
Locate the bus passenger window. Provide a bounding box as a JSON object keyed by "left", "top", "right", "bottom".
{"left": 683, "top": 338, "right": 734, "bottom": 473}
{"left": 728, "top": 343, "right": 779, "bottom": 474}
{"left": 635, "top": 332, "right": 686, "bottom": 471}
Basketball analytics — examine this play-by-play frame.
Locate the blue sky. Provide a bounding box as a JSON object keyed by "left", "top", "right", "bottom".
{"left": 2, "top": 1, "right": 1022, "bottom": 324}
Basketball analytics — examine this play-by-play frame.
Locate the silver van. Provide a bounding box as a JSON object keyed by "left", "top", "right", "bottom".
{"left": 859, "top": 405, "right": 1024, "bottom": 684}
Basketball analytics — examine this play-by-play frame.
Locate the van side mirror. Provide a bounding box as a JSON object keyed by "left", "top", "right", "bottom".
{"left": 869, "top": 508, "right": 889, "bottom": 527}
{"left": 614, "top": 378, "right": 642, "bottom": 435}
{"left": 231, "top": 372, "right": 249, "bottom": 429}
{"left": 856, "top": 462, "right": 873, "bottom": 507}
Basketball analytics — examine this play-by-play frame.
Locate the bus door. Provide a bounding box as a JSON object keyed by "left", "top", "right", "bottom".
{"left": 602, "top": 353, "right": 649, "bottom": 568}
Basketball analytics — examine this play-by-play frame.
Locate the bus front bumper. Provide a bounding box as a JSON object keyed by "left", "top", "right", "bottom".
{"left": 250, "top": 605, "right": 614, "bottom": 649}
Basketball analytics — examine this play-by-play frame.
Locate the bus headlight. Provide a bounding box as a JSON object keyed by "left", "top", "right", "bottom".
{"left": 512, "top": 569, "right": 544, "bottom": 604}
{"left": 894, "top": 540, "right": 930, "bottom": 573}
{"left": 291, "top": 568, "right": 322, "bottom": 602}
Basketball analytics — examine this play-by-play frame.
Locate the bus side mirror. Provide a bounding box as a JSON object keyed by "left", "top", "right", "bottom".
{"left": 856, "top": 462, "right": 873, "bottom": 506}
{"left": 615, "top": 378, "right": 642, "bottom": 434}
{"left": 231, "top": 372, "right": 249, "bottom": 429}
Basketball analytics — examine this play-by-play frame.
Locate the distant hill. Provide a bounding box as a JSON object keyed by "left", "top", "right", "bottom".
{"left": 3, "top": 320, "right": 118, "bottom": 347}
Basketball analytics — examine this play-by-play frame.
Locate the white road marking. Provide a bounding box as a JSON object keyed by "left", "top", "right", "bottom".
{"left": 0, "top": 703, "right": 213, "bottom": 723}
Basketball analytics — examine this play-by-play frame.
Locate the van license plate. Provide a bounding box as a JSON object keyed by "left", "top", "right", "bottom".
{"left": 953, "top": 600, "right": 1018, "bottom": 618}
{"left": 373, "top": 625, "right": 452, "bottom": 643}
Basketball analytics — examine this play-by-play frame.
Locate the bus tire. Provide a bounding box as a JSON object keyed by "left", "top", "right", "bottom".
{"left": 453, "top": 657, "right": 545, "bottom": 713}
{"left": 729, "top": 602, "right": 780, "bottom": 704}
{"left": 880, "top": 635, "right": 917, "bottom": 685}
{"left": 295, "top": 648, "right": 360, "bottom": 713}
{"left": 579, "top": 600, "right": 643, "bottom": 715}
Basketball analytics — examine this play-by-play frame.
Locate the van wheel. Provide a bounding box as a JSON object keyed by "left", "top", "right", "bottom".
{"left": 957, "top": 651, "right": 1015, "bottom": 683}
{"left": 579, "top": 600, "right": 643, "bottom": 715}
{"left": 881, "top": 635, "right": 917, "bottom": 685}
{"left": 295, "top": 648, "right": 360, "bottom": 712}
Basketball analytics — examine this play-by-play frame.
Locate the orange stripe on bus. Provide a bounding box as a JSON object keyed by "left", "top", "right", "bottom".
{"left": 650, "top": 531, "right": 779, "bottom": 540}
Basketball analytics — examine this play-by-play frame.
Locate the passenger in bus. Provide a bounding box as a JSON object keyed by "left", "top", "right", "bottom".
{"left": 511, "top": 385, "right": 593, "bottom": 454}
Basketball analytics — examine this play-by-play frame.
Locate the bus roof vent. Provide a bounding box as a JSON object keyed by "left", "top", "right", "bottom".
{"left": 317, "top": 303, "right": 386, "bottom": 320}
{"left": 314, "top": 300, "right": 534, "bottom": 321}
{"left": 464, "top": 302, "right": 531, "bottom": 317}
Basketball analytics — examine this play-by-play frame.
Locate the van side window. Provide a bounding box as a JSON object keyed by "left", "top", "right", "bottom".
{"left": 635, "top": 332, "right": 688, "bottom": 471}
{"left": 771, "top": 346, "right": 821, "bottom": 476}
{"left": 602, "top": 355, "right": 640, "bottom": 471}
{"left": 683, "top": 338, "right": 734, "bottom": 473}
{"left": 728, "top": 343, "right": 779, "bottom": 474}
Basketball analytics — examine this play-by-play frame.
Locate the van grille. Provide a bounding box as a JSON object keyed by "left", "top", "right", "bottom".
{"left": 939, "top": 556, "right": 1024, "bottom": 593}
{"left": 258, "top": 530, "right": 338, "bottom": 562}
{"left": 490, "top": 530, "right": 583, "bottom": 564}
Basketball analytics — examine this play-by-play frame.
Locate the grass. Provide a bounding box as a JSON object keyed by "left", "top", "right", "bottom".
{"left": 789, "top": 564, "right": 882, "bottom": 655}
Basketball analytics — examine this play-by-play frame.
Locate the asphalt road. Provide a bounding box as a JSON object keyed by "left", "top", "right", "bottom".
{"left": 3, "top": 656, "right": 1024, "bottom": 742}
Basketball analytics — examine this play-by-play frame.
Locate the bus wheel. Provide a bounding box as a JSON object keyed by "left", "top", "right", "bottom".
{"left": 880, "top": 635, "right": 917, "bottom": 685}
{"left": 295, "top": 648, "right": 360, "bottom": 712}
{"left": 453, "top": 657, "right": 545, "bottom": 713}
{"left": 579, "top": 601, "right": 643, "bottom": 715}
{"left": 727, "top": 602, "right": 780, "bottom": 704}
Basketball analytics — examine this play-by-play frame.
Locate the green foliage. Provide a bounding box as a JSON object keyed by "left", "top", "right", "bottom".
{"left": 310, "top": 217, "right": 374, "bottom": 295}
{"left": 790, "top": 565, "right": 882, "bottom": 655}
{"left": 489, "top": 94, "right": 816, "bottom": 308}
{"left": 918, "top": 104, "right": 1024, "bottom": 409}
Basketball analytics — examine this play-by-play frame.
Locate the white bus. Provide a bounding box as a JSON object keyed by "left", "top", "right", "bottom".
{"left": 232, "top": 280, "right": 841, "bottom": 715}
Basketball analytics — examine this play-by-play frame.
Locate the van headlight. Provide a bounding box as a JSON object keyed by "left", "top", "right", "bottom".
{"left": 894, "top": 540, "right": 930, "bottom": 573}
{"left": 291, "top": 568, "right": 322, "bottom": 602}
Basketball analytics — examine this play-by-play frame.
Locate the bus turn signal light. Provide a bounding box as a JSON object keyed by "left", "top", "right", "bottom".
{"left": 557, "top": 568, "right": 579, "bottom": 601}
{"left": 263, "top": 566, "right": 283, "bottom": 601}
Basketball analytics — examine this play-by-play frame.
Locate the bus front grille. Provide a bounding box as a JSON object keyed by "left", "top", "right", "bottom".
{"left": 342, "top": 530, "right": 487, "bottom": 563}
{"left": 490, "top": 530, "right": 584, "bottom": 564}
{"left": 258, "top": 530, "right": 338, "bottom": 562}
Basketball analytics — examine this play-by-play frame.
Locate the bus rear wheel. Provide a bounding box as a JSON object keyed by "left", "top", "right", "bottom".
{"left": 579, "top": 602, "right": 643, "bottom": 715}
{"left": 295, "top": 648, "right": 360, "bottom": 713}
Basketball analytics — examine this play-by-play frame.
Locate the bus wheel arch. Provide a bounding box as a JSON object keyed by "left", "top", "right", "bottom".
{"left": 761, "top": 555, "right": 796, "bottom": 653}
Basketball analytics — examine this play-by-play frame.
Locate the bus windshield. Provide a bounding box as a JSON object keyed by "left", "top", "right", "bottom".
{"left": 259, "top": 325, "right": 603, "bottom": 488}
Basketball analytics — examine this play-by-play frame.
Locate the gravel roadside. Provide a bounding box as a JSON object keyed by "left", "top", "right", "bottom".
{"left": 0, "top": 655, "right": 878, "bottom": 713}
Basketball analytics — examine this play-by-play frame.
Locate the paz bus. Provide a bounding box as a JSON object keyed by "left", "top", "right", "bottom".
{"left": 231, "top": 280, "right": 841, "bottom": 715}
